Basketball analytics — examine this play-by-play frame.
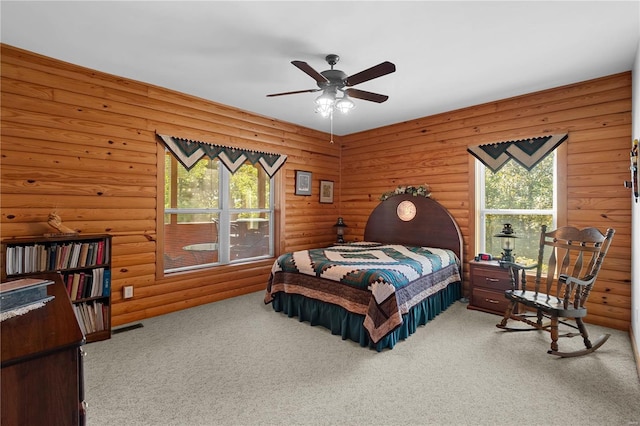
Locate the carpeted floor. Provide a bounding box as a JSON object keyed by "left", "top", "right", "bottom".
{"left": 84, "top": 291, "right": 640, "bottom": 426}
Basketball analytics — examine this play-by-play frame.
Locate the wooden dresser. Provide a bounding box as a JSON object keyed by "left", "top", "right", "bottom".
{"left": 467, "top": 260, "right": 514, "bottom": 316}
{"left": 1, "top": 273, "right": 86, "bottom": 425}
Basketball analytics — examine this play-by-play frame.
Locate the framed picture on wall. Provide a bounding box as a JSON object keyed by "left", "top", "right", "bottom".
{"left": 295, "top": 170, "right": 312, "bottom": 196}
{"left": 319, "top": 180, "right": 334, "bottom": 203}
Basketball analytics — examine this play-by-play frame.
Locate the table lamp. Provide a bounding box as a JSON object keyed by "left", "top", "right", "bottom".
{"left": 333, "top": 217, "right": 347, "bottom": 243}
{"left": 494, "top": 223, "right": 517, "bottom": 263}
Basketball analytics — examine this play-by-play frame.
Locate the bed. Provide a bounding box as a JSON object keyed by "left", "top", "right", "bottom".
{"left": 264, "top": 194, "right": 464, "bottom": 351}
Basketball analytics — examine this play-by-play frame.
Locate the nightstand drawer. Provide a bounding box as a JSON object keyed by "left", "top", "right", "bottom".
{"left": 472, "top": 288, "right": 510, "bottom": 314}
{"left": 472, "top": 266, "right": 511, "bottom": 291}
{"left": 468, "top": 260, "right": 515, "bottom": 315}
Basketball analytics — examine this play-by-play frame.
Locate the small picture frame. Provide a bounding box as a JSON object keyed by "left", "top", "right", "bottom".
{"left": 319, "top": 180, "right": 334, "bottom": 204}
{"left": 295, "top": 170, "right": 312, "bottom": 196}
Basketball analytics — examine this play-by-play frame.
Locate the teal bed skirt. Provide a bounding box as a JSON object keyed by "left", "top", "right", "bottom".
{"left": 270, "top": 281, "right": 462, "bottom": 351}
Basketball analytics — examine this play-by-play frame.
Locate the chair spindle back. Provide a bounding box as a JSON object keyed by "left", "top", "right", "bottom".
{"left": 533, "top": 225, "right": 614, "bottom": 307}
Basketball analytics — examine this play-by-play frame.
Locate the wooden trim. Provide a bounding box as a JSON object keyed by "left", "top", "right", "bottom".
{"left": 274, "top": 170, "right": 284, "bottom": 256}
{"left": 468, "top": 154, "right": 478, "bottom": 260}
{"left": 156, "top": 143, "right": 165, "bottom": 279}
{"left": 631, "top": 325, "right": 640, "bottom": 380}
{"left": 556, "top": 141, "right": 568, "bottom": 227}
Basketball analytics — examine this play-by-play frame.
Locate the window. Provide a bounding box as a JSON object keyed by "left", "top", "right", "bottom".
{"left": 163, "top": 152, "right": 273, "bottom": 273}
{"left": 476, "top": 152, "right": 557, "bottom": 264}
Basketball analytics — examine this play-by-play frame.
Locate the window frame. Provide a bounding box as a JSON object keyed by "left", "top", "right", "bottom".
{"left": 472, "top": 143, "right": 567, "bottom": 260}
{"left": 159, "top": 148, "right": 275, "bottom": 276}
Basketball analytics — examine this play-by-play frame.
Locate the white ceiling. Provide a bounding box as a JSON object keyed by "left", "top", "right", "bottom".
{"left": 1, "top": 1, "right": 639, "bottom": 136}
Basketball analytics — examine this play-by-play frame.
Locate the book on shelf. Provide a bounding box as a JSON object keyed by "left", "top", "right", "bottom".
{"left": 96, "top": 240, "right": 104, "bottom": 265}
{"left": 39, "top": 244, "right": 47, "bottom": 272}
{"left": 75, "top": 272, "right": 86, "bottom": 301}
{"left": 70, "top": 243, "right": 81, "bottom": 268}
{"left": 70, "top": 274, "right": 81, "bottom": 301}
{"left": 86, "top": 303, "right": 96, "bottom": 333}
{"left": 82, "top": 274, "right": 92, "bottom": 299}
{"left": 102, "top": 269, "right": 111, "bottom": 296}
{"left": 78, "top": 243, "right": 89, "bottom": 267}
{"left": 16, "top": 246, "right": 24, "bottom": 274}
{"left": 23, "top": 246, "right": 32, "bottom": 273}
{"left": 6, "top": 246, "right": 14, "bottom": 276}
{"left": 57, "top": 243, "right": 68, "bottom": 270}
{"left": 65, "top": 274, "right": 73, "bottom": 297}
{"left": 92, "top": 268, "right": 104, "bottom": 297}
{"left": 86, "top": 244, "right": 95, "bottom": 266}
{"left": 96, "top": 303, "right": 104, "bottom": 331}
{"left": 54, "top": 244, "right": 61, "bottom": 270}
{"left": 47, "top": 243, "right": 56, "bottom": 270}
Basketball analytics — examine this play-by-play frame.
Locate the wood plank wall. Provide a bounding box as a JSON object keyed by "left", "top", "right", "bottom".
{"left": 0, "top": 44, "right": 340, "bottom": 327}
{"left": 339, "top": 72, "right": 633, "bottom": 330}
{"left": 0, "top": 44, "right": 632, "bottom": 331}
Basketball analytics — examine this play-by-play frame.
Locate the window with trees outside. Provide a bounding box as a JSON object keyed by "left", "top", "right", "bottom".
{"left": 163, "top": 152, "right": 273, "bottom": 273}
{"left": 477, "top": 152, "right": 557, "bottom": 265}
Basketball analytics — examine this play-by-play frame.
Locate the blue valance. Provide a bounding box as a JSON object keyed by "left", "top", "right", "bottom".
{"left": 157, "top": 134, "right": 287, "bottom": 177}
{"left": 467, "top": 133, "right": 568, "bottom": 173}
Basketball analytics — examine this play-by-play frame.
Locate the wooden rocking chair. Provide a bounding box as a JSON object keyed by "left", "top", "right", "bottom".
{"left": 496, "top": 225, "right": 615, "bottom": 357}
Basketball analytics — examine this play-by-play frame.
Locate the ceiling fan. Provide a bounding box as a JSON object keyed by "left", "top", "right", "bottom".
{"left": 267, "top": 54, "right": 396, "bottom": 117}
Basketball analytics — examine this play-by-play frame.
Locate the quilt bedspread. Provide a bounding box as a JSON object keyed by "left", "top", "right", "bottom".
{"left": 264, "top": 242, "right": 461, "bottom": 343}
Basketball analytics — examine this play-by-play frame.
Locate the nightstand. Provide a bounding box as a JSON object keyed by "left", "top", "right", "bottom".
{"left": 467, "top": 260, "right": 515, "bottom": 316}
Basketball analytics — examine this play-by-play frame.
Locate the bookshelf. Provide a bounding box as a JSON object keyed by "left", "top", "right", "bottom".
{"left": 1, "top": 234, "right": 112, "bottom": 343}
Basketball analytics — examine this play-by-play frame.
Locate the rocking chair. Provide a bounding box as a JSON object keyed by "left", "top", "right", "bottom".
{"left": 496, "top": 225, "right": 615, "bottom": 357}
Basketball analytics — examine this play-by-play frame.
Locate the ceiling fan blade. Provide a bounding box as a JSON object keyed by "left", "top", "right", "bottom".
{"left": 345, "top": 88, "right": 389, "bottom": 103}
{"left": 345, "top": 61, "right": 396, "bottom": 87}
{"left": 292, "top": 60, "right": 329, "bottom": 84}
{"left": 266, "top": 88, "right": 321, "bottom": 97}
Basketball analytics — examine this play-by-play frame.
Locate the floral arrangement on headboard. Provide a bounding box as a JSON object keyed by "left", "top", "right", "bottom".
{"left": 380, "top": 184, "right": 431, "bottom": 201}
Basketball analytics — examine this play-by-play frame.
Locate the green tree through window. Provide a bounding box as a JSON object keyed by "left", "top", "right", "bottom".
{"left": 479, "top": 153, "right": 556, "bottom": 264}
{"left": 164, "top": 153, "right": 273, "bottom": 272}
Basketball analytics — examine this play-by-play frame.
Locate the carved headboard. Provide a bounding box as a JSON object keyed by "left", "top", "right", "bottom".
{"left": 364, "top": 194, "right": 463, "bottom": 263}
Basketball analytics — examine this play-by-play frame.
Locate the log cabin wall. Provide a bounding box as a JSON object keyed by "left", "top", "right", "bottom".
{"left": 0, "top": 44, "right": 632, "bottom": 332}
{"left": 0, "top": 44, "right": 340, "bottom": 326}
{"left": 339, "top": 72, "right": 632, "bottom": 331}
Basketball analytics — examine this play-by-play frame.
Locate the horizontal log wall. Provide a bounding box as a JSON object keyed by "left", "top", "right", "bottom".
{"left": 0, "top": 44, "right": 340, "bottom": 326}
{"left": 340, "top": 72, "right": 632, "bottom": 331}
{"left": 0, "top": 44, "right": 633, "bottom": 331}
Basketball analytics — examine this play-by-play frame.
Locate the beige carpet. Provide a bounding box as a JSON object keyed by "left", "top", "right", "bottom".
{"left": 84, "top": 291, "right": 640, "bottom": 426}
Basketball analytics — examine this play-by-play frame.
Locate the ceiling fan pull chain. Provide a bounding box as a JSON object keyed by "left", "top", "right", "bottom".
{"left": 330, "top": 110, "right": 334, "bottom": 144}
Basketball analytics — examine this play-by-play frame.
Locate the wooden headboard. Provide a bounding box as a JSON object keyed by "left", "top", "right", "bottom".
{"left": 364, "top": 194, "right": 463, "bottom": 263}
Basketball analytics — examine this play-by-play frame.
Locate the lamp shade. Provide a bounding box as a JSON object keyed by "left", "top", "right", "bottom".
{"left": 335, "top": 95, "right": 355, "bottom": 114}
{"left": 315, "top": 91, "right": 334, "bottom": 117}
{"left": 494, "top": 223, "right": 517, "bottom": 262}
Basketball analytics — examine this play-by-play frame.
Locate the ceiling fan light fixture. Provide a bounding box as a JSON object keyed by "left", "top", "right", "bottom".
{"left": 335, "top": 95, "right": 355, "bottom": 114}
{"left": 315, "top": 103, "right": 333, "bottom": 118}
{"left": 315, "top": 91, "right": 335, "bottom": 107}
{"left": 315, "top": 90, "right": 336, "bottom": 117}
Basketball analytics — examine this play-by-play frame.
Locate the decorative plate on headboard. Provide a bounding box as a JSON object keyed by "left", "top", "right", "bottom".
{"left": 396, "top": 200, "right": 417, "bottom": 221}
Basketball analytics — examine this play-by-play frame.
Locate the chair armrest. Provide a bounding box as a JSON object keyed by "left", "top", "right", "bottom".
{"left": 558, "top": 273, "right": 596, "bottom": 287}
{"left": 558, "top": 274, "right": 597, "bottom": 309}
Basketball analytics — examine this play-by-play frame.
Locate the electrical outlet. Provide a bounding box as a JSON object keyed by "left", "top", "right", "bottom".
{"left": 123, "top": 286, "right": 134, "bottom": 299}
